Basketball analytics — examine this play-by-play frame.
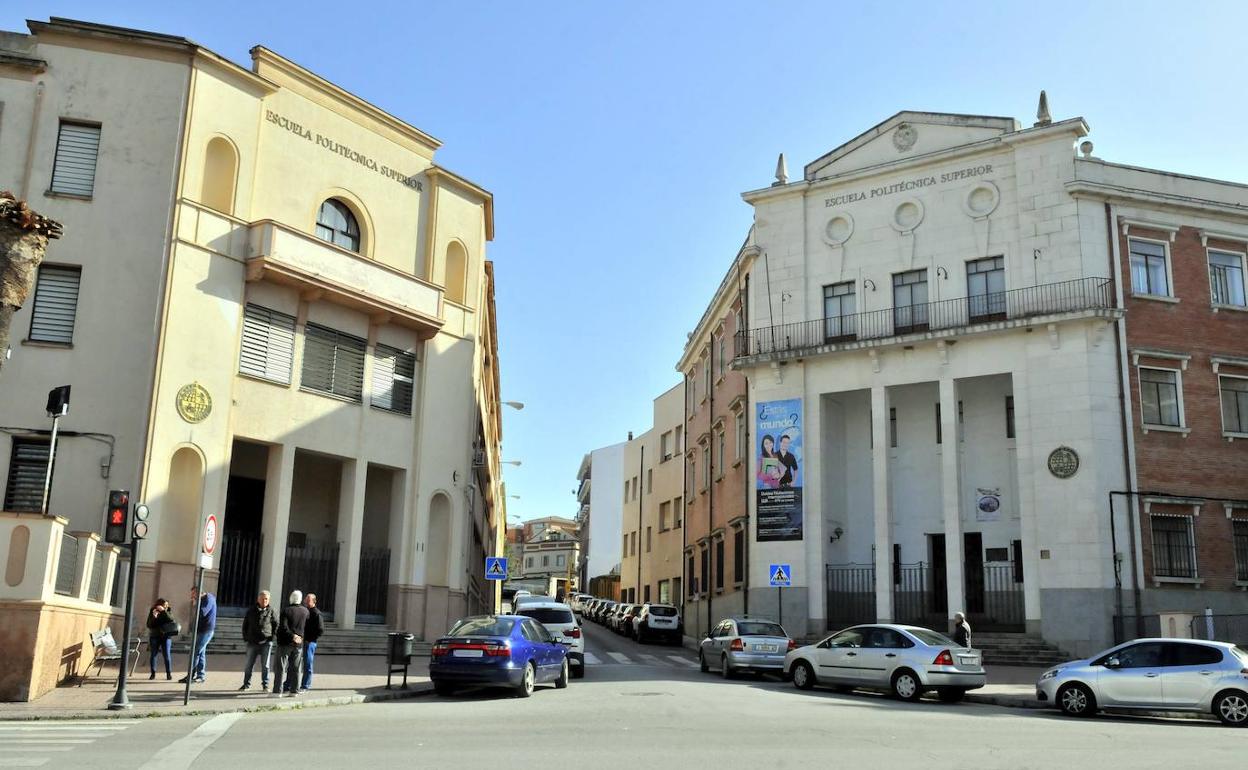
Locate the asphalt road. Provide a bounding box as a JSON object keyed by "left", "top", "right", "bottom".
{"left": 7, "top": 622, "right": 1245, "bottom": 769}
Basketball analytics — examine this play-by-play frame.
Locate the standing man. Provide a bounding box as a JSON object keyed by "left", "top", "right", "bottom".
{"left": 776, "top": 434, "right": 799, "bottom": 488}
{"left": 179, "top": 586, "right": 216, "bottom": 684}
{"left": 239, "top": 590, "right": 277, "bottom": 691}
{"left": 300, "top": 593, "right": 324, "bottom": 692}
{"left": 272, "top": 589, "right": 309, "bottom": 697}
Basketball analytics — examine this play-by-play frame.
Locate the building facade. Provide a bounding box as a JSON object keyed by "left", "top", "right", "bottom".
{"left": 619, "top": 384, "right": 685, "bottom": 606}
{"left": 0, "top": 18, "right": 505, "bottom": 641}
{"left": 679, "top": 236, "right": 754, "bottom": 639}
{"left": 580, "top": 441, "right": 626, "bottom": 586}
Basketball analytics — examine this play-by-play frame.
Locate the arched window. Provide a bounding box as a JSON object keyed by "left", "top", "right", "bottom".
{"left": 316, "top": 199, "right": 361, "bottom": 252}
{"left": 444, "top": 241, "right": 468, "bottom": 305}
{"left": 201, "top": 137, "right": 237, "bottom": 215}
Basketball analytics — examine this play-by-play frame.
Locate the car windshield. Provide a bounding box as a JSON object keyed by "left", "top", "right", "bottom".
{"left": 518, "top": 608, "right": 575, "bottom": 624}
{"left": 448, "top": 617, "right": 515, "bottom": 637}
{"left": 737, "top": 622, "right": 786, "bottom": 637}
{"left": 649, "top": 606, "right": 678, "bottom": 617}
{"left": 906, "top": 628, "right": 957, "bottom": 647}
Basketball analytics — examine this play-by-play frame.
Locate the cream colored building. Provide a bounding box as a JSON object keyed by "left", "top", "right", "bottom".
{"left": 619, "top": 383, "right": 685, "bottom": 606}
{"left": 0, "top": 18, "right": 505, "bottom": 640}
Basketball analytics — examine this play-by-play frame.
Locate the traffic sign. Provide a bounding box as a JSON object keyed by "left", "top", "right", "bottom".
{"left": 485, "top": 556, "right": 508, "bottom": 580}
{"left": 769, "top": 563, "right": 792, "bottom": 587}
{"left": 202, "top": 514, "right": 218, "bottom": 555}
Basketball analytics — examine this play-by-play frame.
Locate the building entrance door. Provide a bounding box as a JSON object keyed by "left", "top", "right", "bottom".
{"left": 964, "top": 533, "right": 985, "bottom": 614}
{"left": 218, "top": 475, "right": 264, "bottom": 614}
{"left": 928, "top": 534, "right": 947, "bottom": 616}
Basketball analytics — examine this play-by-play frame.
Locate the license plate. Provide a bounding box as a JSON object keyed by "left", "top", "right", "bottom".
{"left": 958, "top": 655, "right": 978, "bottom": 665}
{"left": 757, "top": 645, "right": 778, "bottom": 653}
{"left": 453, "top": 649, "right": 484, "bottom": 658}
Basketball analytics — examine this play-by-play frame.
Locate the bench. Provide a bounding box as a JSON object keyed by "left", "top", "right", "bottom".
{"left": 80, "top": 627, "right": 143, "bottom": 686}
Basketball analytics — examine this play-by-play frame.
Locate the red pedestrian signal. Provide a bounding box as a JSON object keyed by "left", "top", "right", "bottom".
{"left": 104, "top": 489, "right": 130, "bottom": 545}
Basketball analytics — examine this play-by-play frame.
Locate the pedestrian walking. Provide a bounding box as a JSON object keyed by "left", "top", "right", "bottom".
{"left": 300, "top": 592, "right": 324, "bottom": 692}
{"left": 145, "top": 598, "right": 177, "bottom": 680}
{"left": 179, "top": 586, "right": 217, "bottom": 684}
{"left": 239, "top": 590, "right": 278, "bottom": 691}
{"left": 952, "top": 611, "right": 972, "bottom": 648}
{"left": 272, "top": 589, "right": 309, "bottom": 697}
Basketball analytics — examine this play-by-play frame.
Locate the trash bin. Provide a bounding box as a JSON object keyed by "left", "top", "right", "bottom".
{"left": 388, "top": 632, "right": 414, "bottom": 665}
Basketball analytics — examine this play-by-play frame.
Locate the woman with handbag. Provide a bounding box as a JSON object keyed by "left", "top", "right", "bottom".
{"left": 146, "top": 598, "right": 177, "bottom": 680}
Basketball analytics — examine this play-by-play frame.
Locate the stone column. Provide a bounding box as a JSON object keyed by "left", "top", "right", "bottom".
{"left": 871, "top": 385, "right": 893, "bottom": 622}
{"left": 258, "top": 444, "right": 295, "bottom": 597}
{"left": 69, "top": 531, "right": 100, "bottom": 601}
{"left": 1012, "top": 369, "right": 1043, "bottom": 634}
{"left": 334, "top": 459, "right": 367, "bottom": 630}
{"left": 939, "top": 377, "right": 966, "bottom": 624}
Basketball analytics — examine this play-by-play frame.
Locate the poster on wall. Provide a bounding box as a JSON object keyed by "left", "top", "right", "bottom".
{"left": 975, "top": 487, "right": 1002, "bottom": 522}
{"left": 756, "top": 398, "right": 804, "bottom": 541}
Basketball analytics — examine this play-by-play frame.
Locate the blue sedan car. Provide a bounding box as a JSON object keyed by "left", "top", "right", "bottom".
{"left": 430, "top": 615, "right": 570, "bottom": 697}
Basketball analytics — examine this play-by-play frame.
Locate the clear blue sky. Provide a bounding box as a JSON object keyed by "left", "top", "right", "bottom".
{"left": 11, "top": 1, "right": 1247, "bottom": 523}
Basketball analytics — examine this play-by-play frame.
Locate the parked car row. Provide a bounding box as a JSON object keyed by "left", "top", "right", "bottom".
{"left": 581, "top": 596, "right": 683, "bottom": 645}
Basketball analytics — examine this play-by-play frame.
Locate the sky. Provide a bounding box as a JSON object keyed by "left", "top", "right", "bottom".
{"left": 8, "top": 1, "right": 1248, "bottom": 523}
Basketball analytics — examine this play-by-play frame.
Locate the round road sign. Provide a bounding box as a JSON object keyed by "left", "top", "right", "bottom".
{"left": 203, "top": 514, "right": 218, "bottom": 555}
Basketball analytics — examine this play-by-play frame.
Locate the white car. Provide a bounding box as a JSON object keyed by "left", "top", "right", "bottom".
{"left": 633, "top": 603, "right": 682, "bottom": 644}
{"left": 784, "top": 623, "right": 986, "bottom": 702}
{"left": 515, "top": 600, "right": 585, "bottom": 678}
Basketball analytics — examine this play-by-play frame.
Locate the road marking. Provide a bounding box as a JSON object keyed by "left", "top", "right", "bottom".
{"left": 137, "top": 712, "right": 244, "bottom": 770}
{"left": 0, "top": 740, "right": 94, "bottom": 744}
{"left": 606, "top": 652, "right": 634, "bottom": 664}
{"left": 637, "top": 654, "right": 665, "bottom": 665}
{"left": 0, "top": 725, "right": 130, "bottom": 731}
{"left": 0, "top": 748, "right": 73, "bottom": 753}
{"left": 583, "top": 652, "right": 603, "bottom": 665}
{"left": 0, "top": 758, "right": 51, "bottom": 767}
{"left": 667, "top": 655, "right": 698, "bottom": 668}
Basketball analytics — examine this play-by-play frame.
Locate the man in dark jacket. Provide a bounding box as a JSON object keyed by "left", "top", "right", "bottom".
{"left": 179, "top": 587, "right": 217, "bottom": 684}
{"left": 299, "top": 592, "right": 325, "bottom": 692}
{"left": 239, "top": 590, "right": 278, "bottom": 691}
{"left": 272, "top": 590, "right": 310, "bottom": 696}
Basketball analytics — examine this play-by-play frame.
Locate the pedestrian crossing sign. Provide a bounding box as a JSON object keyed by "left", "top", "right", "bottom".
{"left": 486, "top": 556, "right": 508, "bottom": 580}
{"left": 769, "top": 563, "right": 792, "bottom": 587}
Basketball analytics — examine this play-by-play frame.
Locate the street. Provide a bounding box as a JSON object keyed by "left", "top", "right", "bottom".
{"left": 3, "top": 622, "right": 1244, "bottom": 769}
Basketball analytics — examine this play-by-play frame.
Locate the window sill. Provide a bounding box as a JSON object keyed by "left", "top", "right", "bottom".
{"left": 1140, "top": 424, "right": 1191, "bottom": 437}
{"left": 732, "top": 458, "right": 743, "bottom": 468}
{"left": 370, "top": 404, "right": 413, "bottom": 418}
{"left": 44, "top": 189, "right": 93, "bottom": 201}
{"left": 238, "top": 371, "right": 291, "bottom": 388}
{"left": 1224, "top": 432, "right": 1248, "bottom": 443}
{"left": 21, "top": 339, "right": 73, "bottom": 349}
{"left": 1152, "top": 576, "right": 1204, "bottom": 588}
{"left": 298, "top": 387, "right": 363, "bottom": 406}
{"left": 1132, "top": 293, "right": 1180, "bottom": 304}
{"left": 714, "top": 474, "right": 724, "bottom": 483}
{"left": 699, "top": 487, "right": 708, "bottom": 496}
{"left": 1212, "top": 303, "right": 1248, "bottom": 314}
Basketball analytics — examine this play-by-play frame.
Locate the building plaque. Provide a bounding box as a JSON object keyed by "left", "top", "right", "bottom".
{"left": 1047, "top": 446, "right": 1079, "bottom": 479}
{"left": 176, "top": 382, "right": 212, "bottom": 424}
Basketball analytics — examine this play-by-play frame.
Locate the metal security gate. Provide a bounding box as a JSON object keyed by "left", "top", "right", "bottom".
{"left": 894, "top": 563, "right": 943, "bottom": 628}
{"left": 355, "top": 546, "right": 390, "bottom": 624}
{"left": 973, "top": 564, "right": 1024, "bottom": 632}
{"left": 282, "top": 542, "right": 339, "bottom": 616}
{"left": 825, "top": 564, "right": 875, "bottom": 630}
{"left": 218, "top": 531, "right": 262, "bottom": 611}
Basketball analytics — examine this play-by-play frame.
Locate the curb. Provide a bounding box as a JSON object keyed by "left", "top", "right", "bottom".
{"left": 0, "top": 684, "right": 435, "bottom": 722}
{"left": 965, "top": 693, "right": 1048, "bottom": 710}
{"left": 964, "top": 693, "right": 1213, "bottom": 722}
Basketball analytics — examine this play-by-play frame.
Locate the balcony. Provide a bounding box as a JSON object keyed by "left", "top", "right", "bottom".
{"left": 736, "top": 277, "right": 1117, "bottom": 361}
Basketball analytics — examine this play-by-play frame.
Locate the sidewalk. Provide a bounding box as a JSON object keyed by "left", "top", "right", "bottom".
{"left": 0, "top": 654, "right": 432, "bottom": 721}
{"left": 965, "top": 665, "right": 1046, "bottom": 710}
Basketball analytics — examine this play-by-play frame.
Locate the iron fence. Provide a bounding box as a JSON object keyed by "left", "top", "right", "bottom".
{"left": 977, "top": 563, "right": 1025, "bottom": 631}
{"left": 894, "top": 563, "right": 940, "bottom": 628}
{"left": 825, "top": 564, "right": 875, "bottom": 630}
{"left": 87, "top": 547, "right": 108, "bottom": 603}
{"left": 218, "top": 530, "right": 262, "bottom": 609}
{"left": 356, "top": 546, "right": 391, "bottom": 622}
{"left": 54, "top": 533, "right": 78, "bottom": 596}
{"left": 282, "top": 541, "right": 339, "bottom": 615}
{"left": 737, "top": 277, "right": 1115, "bottom": 358}
{"left": 1190, "top": 614, "right": 1248, "bottom": 646}
{"left": 828, "top": 561, "right": 1024, "bottom": 632}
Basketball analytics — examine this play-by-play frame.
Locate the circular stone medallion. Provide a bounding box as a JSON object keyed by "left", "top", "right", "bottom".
{"left": 1047, "top": 446, "right": 1079, "bottom": 479}
{"left": 893, "top": 123, "right": 917, "bottom": 152}
{"left": 176, "top": 382, "right": 212, "bottom": 424}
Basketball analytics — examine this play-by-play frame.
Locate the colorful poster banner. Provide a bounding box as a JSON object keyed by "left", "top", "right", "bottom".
{"left": 755, "top": 398, "right": 803, "bottom": 541}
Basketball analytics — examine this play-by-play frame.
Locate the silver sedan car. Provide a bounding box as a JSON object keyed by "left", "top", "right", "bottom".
{"left": 1037, "top": 638, "right": 1248, "bottom": 726}
{"left": 699, "top": 617, "right": 794, "bottom": 678}
{"left": 784, "top": 624, "right": 985, "bottom": 702}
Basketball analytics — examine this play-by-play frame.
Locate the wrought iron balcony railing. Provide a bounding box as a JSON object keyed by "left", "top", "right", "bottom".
{"left": 735, "top": 276, "right": 1115, "bottom": 359}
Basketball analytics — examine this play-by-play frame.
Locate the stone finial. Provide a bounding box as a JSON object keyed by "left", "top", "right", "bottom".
{"left": 1035, "top": 90, "right": 1052, "bottom": 127}
{"left": 773, "top": 153, "right": 788, "bottom": 186}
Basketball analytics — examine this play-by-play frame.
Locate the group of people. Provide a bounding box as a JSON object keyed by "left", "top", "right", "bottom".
{"left": 144, "top": 586, "right": 325, "bottom": 697}
{"left": 757, "top": 433, "right": 799, "bottom": 489}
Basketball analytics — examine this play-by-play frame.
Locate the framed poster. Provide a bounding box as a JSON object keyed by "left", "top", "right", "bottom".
{"left": 756, "top": 398, "right": 803, "bottom": 541}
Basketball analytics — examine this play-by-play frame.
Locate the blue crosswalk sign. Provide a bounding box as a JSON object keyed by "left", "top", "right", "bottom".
{"left": 769, "top": 563, "right": 792, "bottom": 587}
{"left": 485, "top": 556, "right": 508, "bottom": 580}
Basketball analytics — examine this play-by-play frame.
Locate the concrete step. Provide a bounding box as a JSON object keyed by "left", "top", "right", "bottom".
{"left": 171, "top": 621, "right": 429, "bottom": 656}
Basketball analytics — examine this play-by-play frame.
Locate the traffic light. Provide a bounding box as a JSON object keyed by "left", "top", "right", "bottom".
{"left": 104, "top": 490, "right": 129, "bottom": 545}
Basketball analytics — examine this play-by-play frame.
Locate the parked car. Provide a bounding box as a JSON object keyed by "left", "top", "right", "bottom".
{"left": 609, "top": 604, "right": 633, "bottom": 633}
{"left": 633, "top": 603, "right": 682, "bottom": 644}
{"left": 620, "top": 604, "right": 643, "bottom": 637}
{"left": 699, "top": 617, "right": 794, "bottom": 677}
{"left": 513, "top": 594, "right": 553, "bottom": 613}
{"left": 785, "top": 624, "right": 985, "bottom": 702}
{"left": 430, "top": 615, "right": 570, "bottom": 698}
{"left": 515, "top": 600, "right": 585, "bottom": 679}
{"left": 595, "top": 600, "right": 616, "bottom": 624}
{"left": 1037, "top": 638, "right": 1248, "bottom": 726}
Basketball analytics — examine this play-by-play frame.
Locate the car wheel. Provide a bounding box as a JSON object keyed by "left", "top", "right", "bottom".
{"left": 516, "top": 662, "right": 535, "bottom": 698}
{"left": 720, "top": 655, "right": 735, "bottom": 680}
{"left": 937, "top": 688, "right": 966, "bottom": 703}
{"left": 891, "top": 669, "right": 922, "bottom": 702}
{"left": 699, "top": 652, "right": 709, "bottom": 673}
{"left": 1057, "top": 683, "right": 1096, "bottom": 718}
{"left": 791, "top": 661, "right": 814, "bottom": 691}
{"left": 555, "top": 659, "right": 569, "bottom": 689}
{"left": 1214, "top": 690, "right": 1248, "bottom": 727}
{"left": 433, "top": 681, "right": 455, "bottom": 697}
{"left": 572, "top": 663, "right": 585, "bottom": 680}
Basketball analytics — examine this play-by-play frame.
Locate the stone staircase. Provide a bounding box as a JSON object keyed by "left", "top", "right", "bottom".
{"left": 174, "top": 617, "right": 431, "bottom": 657}
{"left": 973, "top": 632, "right": 1074, "bottom": 667}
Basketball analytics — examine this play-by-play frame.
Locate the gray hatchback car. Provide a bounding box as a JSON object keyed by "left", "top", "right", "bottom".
{"left": 699, "top": 617, "right": 794, "bottom": 678}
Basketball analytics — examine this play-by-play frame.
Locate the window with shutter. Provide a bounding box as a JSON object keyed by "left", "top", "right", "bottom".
{"left": 50, "top": 122, "right": 102, "bottom": 197}
{"left": 28, "top": 266, "right": 81, "bottom": 344}
{"left": 371, "top": 343, "right": 416, "bottom": 414}
{"left": 238, "top": 304, "right": 296, "bottom": 384}
{"left": 301, "top": 323, "right": 366, "bottom": 402}
{"left": 4, "top": 438, "right": 51, "bottom": 512}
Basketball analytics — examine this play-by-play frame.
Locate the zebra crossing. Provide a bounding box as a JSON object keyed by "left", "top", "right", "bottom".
{"left": 583, "top": 651, "right": 699, "bottom": 669}
{"left": 0, "top": 720, "right": 134, "bottom": 767}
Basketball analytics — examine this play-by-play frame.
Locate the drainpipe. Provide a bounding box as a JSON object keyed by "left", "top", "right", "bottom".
{"left": 741, "top": 276, "right": 751, "bottom": 616}
{"left": 681, "top": 372, "right": 689, "bottom": 641}
{"left": 637, "top": 443, "right": 644, "bottom": 603}
{"left": 706, "top": 335, "right": 715, "bottom": 638}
